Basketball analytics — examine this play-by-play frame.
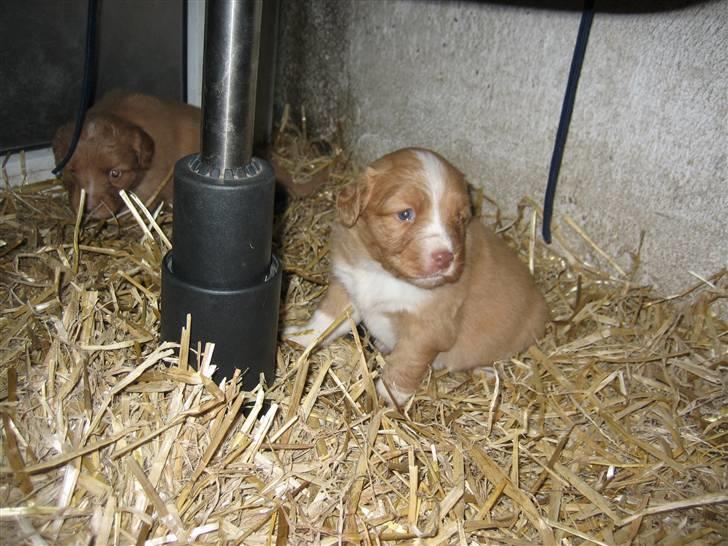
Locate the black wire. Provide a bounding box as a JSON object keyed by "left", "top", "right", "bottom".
{"left": 52, "top": 0, "right": 99, "bottom": 176}
{"left": 542, "top": 0, "right": 595, "bottom": 244}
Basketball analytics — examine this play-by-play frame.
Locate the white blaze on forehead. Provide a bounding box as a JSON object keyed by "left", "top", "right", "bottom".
{"left": 415, "top": 150, "right": 446, "bottom": 203}
{"left": 414, "top": 150, "right": 453, "bottom": 252}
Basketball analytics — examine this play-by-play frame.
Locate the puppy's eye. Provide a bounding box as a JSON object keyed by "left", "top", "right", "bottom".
{"left": 109, "top": 168, "right": 122, "bottom": 179}
{"left": 397, "top": 208, "right": 415, "bottom": 222}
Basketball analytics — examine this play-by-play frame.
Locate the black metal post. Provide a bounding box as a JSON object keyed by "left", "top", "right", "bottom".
{"left": 160, "top": 0, "right": 281, "bottom": 391}
{"left": 200, "top": 0, "right": 259, "bottom": 168}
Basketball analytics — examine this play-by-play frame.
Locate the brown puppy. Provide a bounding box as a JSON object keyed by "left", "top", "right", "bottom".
{"left": 52, "top": 90, "right": 200, "bottom": 218}
{"left": 286, "top": 148, "right": 549, "bottom": 406}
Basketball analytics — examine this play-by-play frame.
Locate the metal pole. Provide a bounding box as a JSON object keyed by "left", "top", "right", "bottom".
{"left": 200, "top": 0, "right": 262, "bottom": 169}
{"left": 160, "top": 0, "right": 281, "bottom": 389}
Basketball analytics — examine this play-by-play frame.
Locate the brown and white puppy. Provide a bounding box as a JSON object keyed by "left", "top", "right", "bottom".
{"left": 286, "top": 148, "right": 549, "bottom": 406}
{"left": 52, "top": 90, "right": 200, "bottom": 218}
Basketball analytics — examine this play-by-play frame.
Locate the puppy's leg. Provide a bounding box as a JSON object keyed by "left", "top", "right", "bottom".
{"left": 376, "top": 341, "right": 438, "bottom": 407}
{"left": 285, "top": 278, "right": 359, "bottom": 349}
{"left": 431, "top": 346, "right": 473, "bottom": 372}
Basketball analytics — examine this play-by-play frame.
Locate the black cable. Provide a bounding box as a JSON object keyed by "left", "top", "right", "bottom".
{"left": 542, "top": 0, "right": 595, "bottom": 244}
{"left": 52, "top": 0, "right": 99, "bottom": 176}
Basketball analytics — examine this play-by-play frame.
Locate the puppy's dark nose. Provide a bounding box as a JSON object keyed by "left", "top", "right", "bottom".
{"left": 432, "top": 250, "right": 454, "bottom": 270}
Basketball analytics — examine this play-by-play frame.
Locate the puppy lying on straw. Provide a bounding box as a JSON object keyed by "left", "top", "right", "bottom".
{"left": 53, "top": 90, "right": 200, "bottom": 219}
{"left": 286, "top": 148, "right": 549, "bottom": 406}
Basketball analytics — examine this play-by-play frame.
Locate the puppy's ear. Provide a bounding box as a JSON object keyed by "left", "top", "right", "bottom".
{"left": 131, "top": 127, "right": 155, "bottom": 169}
{"left": 51, "top": 122, "right": 74, "bottom": 164}
{"left": 337, "top": 167, "right": 374, "bottom": 227}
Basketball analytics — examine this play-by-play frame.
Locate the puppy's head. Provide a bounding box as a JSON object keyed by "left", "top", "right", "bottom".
{"left": 338, "top": 148, "right": 472, "bottom": 288}
{"left": 52, "top": 113, "right": 154, "bottom": 218}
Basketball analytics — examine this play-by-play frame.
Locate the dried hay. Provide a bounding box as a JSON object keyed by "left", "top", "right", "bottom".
{"left": 1, "top": 124, "right": 726, "bottom": 545}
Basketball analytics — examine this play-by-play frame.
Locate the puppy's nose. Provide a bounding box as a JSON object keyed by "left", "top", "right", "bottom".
{"left": 431, "top": 250, "right": 454, "bottom": 270}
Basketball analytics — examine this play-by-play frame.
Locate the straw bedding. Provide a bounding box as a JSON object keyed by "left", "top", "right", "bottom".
{"left": 1, "top": 125, "right": 726, "bottom": 545}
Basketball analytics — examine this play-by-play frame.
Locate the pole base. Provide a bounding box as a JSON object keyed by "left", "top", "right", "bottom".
{"left": 160, "top": 251, "right": 282, "bottom": 391}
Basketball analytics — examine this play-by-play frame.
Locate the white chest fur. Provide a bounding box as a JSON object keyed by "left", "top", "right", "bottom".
{"left": 333, "top": 258, "right": 431, "bottom": 351}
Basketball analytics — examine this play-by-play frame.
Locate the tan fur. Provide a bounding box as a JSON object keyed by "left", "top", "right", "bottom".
{"left": 315, "top": 276, "right": 355, "bottom": 318}
{"left": 289, "top": 148, "right": 549, "bottom": 406}
{"left": 52, "top": 90, "right": 200, "bottom": 218}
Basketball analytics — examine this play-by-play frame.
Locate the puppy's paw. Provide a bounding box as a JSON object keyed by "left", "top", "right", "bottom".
{"left": 431, "top": 354, "right": 448, "bottom": 371}
{"left": 472, "top": 366, "right": 498, "bottom": 384}
{"left": 376, "top": 378, "right": 413, "bottom": 408}
{"left": 284, "top": 309, "right": 342, "bottom": 350}
{"left": 283, "top": 325, "right": 318, "bottom": 349}
{"left": 373, "top": 338, "right": 392, "bottom": 355}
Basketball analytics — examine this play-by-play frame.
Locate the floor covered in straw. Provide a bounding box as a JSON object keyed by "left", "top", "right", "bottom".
{"left": 1, "top": 126, "right": 726, "bottom": 545}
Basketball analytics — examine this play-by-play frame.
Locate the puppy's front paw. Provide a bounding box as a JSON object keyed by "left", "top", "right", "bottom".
{"left": 431, "top": 354, "right": 447, "bottom": 371}
{"left": 376, "top": 378, "right": 413, "bottom": 408}
{"left": 373, "top": 338, "right": 393, "bottom": 355}
{"left": 283, "top": 309, "right": 342, "bottom": 350}
{"left": 283, "top": 325, "right": 318, "bottom": 349}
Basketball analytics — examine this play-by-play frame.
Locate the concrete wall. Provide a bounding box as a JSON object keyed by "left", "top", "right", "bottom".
{"left": 276, "top": 0, "right": 727, "bottom": 294}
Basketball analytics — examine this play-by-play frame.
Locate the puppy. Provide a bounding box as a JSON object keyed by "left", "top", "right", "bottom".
{"left": 52, "top": 90, "right": 200, "bottom": 218}
{"left": 286, "top": 148, "right": 549, "bottom": 406}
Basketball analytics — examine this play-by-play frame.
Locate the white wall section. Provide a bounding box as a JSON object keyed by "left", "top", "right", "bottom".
{"left": 275, "top": 0, "right": 727, "bottom": 293}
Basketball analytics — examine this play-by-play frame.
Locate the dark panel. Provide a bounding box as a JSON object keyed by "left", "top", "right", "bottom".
{"left": 95, "top": 0, "right": 185, "bottom": 102}
{"left": 0, "top": 0, "right": 184, "bottom": 153}
{"left": 0, "top": 1, "right": 87, "bottom": 152}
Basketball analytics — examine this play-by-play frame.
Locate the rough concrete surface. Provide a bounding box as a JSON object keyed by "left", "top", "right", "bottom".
{"left": 276, "top": 0, "right": 727, "bottom": 294}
